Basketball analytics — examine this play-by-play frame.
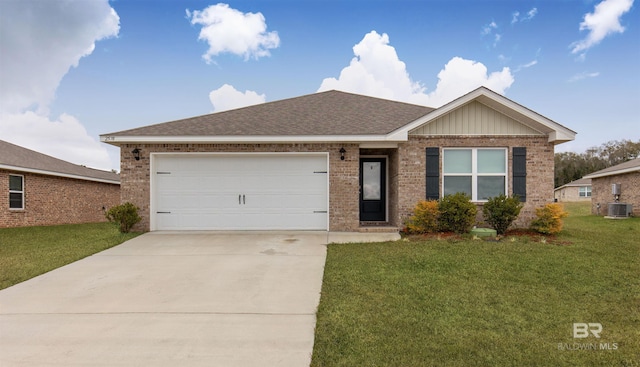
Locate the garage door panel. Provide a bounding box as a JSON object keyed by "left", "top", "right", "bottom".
{"left": 153, "top": 154, "right": 328, "bottom": 230}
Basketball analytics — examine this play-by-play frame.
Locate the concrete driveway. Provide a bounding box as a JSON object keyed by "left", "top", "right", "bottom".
{"left": 0, "top": 231, "right": 337, "bottom": 367}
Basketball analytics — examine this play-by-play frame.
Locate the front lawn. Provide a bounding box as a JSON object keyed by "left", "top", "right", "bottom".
{"left": 0, "top": 223, "right": 140, "bottom": 290}
{"left": 312, "top": 202, "right": 640, "bottom": 366}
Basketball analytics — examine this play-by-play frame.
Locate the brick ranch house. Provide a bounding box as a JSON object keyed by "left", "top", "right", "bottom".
{"left": 100, "top": 87, "right": 576, "bottom": 233}
{"left": 0, "top": 140, "right": 120, "bottom": 228}
{"left": 583, "top": 158, "right": 640, "bottom": 217}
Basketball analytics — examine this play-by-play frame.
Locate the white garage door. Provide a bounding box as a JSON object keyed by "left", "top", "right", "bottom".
{"left": 152, "top": 154, "right": 328, "bottom": 231}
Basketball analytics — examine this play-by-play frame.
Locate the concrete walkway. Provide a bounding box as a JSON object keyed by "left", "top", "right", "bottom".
{"left": 0, "top": 232, "right": 353, "bottom": 367}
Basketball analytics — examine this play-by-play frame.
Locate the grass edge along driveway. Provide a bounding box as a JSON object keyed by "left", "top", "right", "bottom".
{"left": 0, "top": 222, "right": 140, "bottom": 290}
{"left": 311, "top": 203, "right": 640, "bottom": 367}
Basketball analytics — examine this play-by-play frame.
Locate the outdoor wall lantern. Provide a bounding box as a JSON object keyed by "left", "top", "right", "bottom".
{"left": 132, "top": 148, "right": 141, "bottom": 161}
{"left": 339, "top": 147, "right": 346, "bottom": 161}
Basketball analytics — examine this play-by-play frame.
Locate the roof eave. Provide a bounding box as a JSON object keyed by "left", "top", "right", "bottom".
{"left": 100, "top": 134, "right": 406, "bottom": 145}
{"left": 0, "top": 164, "right": 120, "bottom": 185}
{"left": 583, "top": 166, "right": 640, "bottom": 179}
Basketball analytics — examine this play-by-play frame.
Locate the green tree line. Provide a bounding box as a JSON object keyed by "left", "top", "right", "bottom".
{"left": 555, "top": 139, "right": 640, "bottom": 188}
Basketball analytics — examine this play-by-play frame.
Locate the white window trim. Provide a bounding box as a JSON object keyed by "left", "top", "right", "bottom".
{"left": 9, "top": 174, "right": 24, "bottom": 210}
{"left": 442, "top": 148, "right": 508, "bottom": 202}
{"left": 579, "top": 186, "right": 591, "bottom": 197}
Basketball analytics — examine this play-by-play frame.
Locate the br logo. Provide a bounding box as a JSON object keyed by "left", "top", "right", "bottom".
{"left": 573, "top": 323, "right": 602, "bottom": 338}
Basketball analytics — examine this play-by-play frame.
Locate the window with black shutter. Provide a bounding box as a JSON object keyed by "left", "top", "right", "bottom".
{"left": 512, "top": 147, "right": 526, "bottom": 202}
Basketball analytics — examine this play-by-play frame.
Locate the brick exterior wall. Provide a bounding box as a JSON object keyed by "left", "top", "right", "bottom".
{"left": 395, "top": 135, "right": 556, "bottom": 229}
{"left": 119, "top": 143, "right": 360, "bottom": 232}
{"left": 120, "top": 136, "right": 555, "bottom": 232}
{"left": 0, "top": 169, "right": 120, "bottom": 228}
{"left": 590, "top": 172, "right": 640, "bottom": 216}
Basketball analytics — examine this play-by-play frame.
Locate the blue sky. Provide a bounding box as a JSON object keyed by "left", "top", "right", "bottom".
{"left": 1, "top": 0, "right": 638, "bottom": 171}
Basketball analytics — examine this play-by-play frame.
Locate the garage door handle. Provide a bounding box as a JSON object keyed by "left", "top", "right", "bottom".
{"left": 157, "top": 211, "right": 171, "bottom": 214}
{"left": 239, "top": 195, "right": 241, "bottom": 205}
{"left": 243, "top": 194, "right": 246, "bottom": 204}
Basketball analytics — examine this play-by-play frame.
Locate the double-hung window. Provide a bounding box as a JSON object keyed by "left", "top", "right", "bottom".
{"left": 579, "top": 186, "right": 591, "bottom": 198}
{"left": 443, "top": 148, "right": 507, "bottom": 201}
{"left": 9, "top": 174, "right": 24, "bottom": 210}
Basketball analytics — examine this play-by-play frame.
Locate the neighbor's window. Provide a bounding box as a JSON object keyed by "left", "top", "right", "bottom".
{"left": 579, "top": 186, "right": 591, "bottom": 198}
{"left": 443, "top": 148, "right": 507, "bottom": 201}
{"left": 9, "top": 174, "right": 24, "bottom": 209}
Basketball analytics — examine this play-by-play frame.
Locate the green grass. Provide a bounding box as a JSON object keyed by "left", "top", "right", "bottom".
{"left": 0, "top": 223, "right": 140, "bottom": 290}
{"left": 312, "top": 202, "right": 640, "bottom": 367}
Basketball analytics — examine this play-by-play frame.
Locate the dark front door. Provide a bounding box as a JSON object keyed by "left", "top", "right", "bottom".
{"left": 360, "top": 157, "right": 386, "bottom": 221}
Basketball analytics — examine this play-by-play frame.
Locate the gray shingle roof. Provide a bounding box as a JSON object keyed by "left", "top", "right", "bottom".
{"left": 0, "top": 140, "right": 119, "bottom": 184}
{"left": 555, "top": 177, "right": 591, "bottom": 190}
{"left": 583, "top": 158, "right": 640, "bottom": 179}
{"left": 104, "top": 90, "right": 435, "bottom": 137}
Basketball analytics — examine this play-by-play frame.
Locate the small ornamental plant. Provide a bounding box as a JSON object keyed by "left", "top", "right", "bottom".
{"left": 482, "top": 194, "right": 523, "bottom": 235}
{"left": 438, "top": 192, "right": 477, "bottom": 234}
{"left": 530, "top": 203, "right": 569, "bottom": 235}
{"left": 105, "top": 202, "right": 141, "bottom": 233}
{"left": 404, "top": 200, "right": 440, "bottom": 234}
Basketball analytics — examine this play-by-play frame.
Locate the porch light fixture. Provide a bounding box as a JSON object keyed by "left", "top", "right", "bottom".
{"left": 339, "top": 147, "right": 346, "bottom": 160}
{"left": 131, "top": 148, "right": 141, "bottom": 161}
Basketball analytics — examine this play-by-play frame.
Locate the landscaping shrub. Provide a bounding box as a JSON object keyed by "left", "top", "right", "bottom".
{"left": 482, "top": 194, "right": 523, "bottom": 235}
{"left": 404, "top": 200, "right": 439, "bottom": 234}
{"left": 530, "top": 203, "right": 568, "bottom": 235}
{"left": 105, "top": 202, "right": 141, "bottom": 233}
{"left": 438, "top": 193, "right": 477, "bottom": 234}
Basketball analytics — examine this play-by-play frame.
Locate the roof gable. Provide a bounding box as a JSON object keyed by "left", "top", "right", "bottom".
{"left": 409, "top": 100, "right": 544, "bottom": 136}
{"left": 390, "top": 87, "right": 576, "bottom": 144}
{"left": 0, "top": 140, "right": 119, "bottom": 184}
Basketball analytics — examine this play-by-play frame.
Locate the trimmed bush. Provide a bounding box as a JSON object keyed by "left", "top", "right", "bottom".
{"left": 438, "top": 193, "right": 477, "bottom": 234}
{"left": 404, "top": 200, "right": 440, "bottom": 234}
{"left": 530, "top": 203, "right": 569, "bottom": 235}
{"left": 482, "top": 194, "right": 523, "bottom": 235}
{"left": 105, "top": 202, "right": 141, "bottom": 233}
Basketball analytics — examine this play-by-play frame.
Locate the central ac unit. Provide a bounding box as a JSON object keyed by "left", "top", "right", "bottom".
{"left": 608, "top": 203, "right": 632, "bottom": 218}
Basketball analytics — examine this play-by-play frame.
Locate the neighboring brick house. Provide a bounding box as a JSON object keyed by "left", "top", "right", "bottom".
{"left": 0, "top": 140, "right": 120, "bottom": 228}
{"left": 101, "top": 87, "right": 576, "bottom": 233}
{"left": 554, "top": 178, "right": 592, "bottom": 202}
{"left": 584, "top": 158, "right": 640, "bottom": 217}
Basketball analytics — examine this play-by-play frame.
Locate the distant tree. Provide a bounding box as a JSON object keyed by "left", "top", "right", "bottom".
{"left": 554, "top": 139, "right": 640, "bottom": 187}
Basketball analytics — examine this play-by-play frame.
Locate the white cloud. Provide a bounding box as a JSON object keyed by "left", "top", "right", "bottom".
{"left": 0, "top": 0, "right": 119, "bottom": 170}
{"left": 512, "top": 8, "right": 538, "bottom": 24}
{"left": 317, "top": 31, "right": 514, "bottom": 107}
{"left": 568, "top": 71, "right": 601, "bottom": 82}
{"left": 570, "top": 0, "right": 634, "bottom": 56}
{"left": 0, "top": 111, "right": 112, "bottom": 169}
{"left": 318, "top": 31, "right": 428, "bottom": 105}
{"left": 209, "top": 84, "right": 266, "bottom": 112}
{"left": 426, "top": 57, "right": 514, "bottom": 107}
{"left": 514, "top": 60, "right": 538, "bottom": 72}
{"left": 186, "top": 3, "right": 280, "bottom": 63}
{"left": 482, "top": 21, "right": 498, "bottom": 35}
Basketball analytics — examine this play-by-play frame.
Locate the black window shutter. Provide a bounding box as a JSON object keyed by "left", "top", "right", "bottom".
{"left": 425, "top": 147, "right": 439, "bottom": 200}
{"left": 512, "top": 147, "right": 526, "bottom": 202}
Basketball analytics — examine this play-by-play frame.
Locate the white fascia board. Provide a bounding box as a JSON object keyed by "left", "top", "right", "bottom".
{"left": 100, "top": 134, "right": 404, "bottom": 145}
{"left": 0, "top": 164, "right": 120, "bottom": 185}
{"left": 583, "top": 166, "right": 640, "bottom": 179}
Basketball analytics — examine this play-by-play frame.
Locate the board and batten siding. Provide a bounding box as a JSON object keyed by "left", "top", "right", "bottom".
{"left": 410, "top": 101, "right": 544, "bottom": 136}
